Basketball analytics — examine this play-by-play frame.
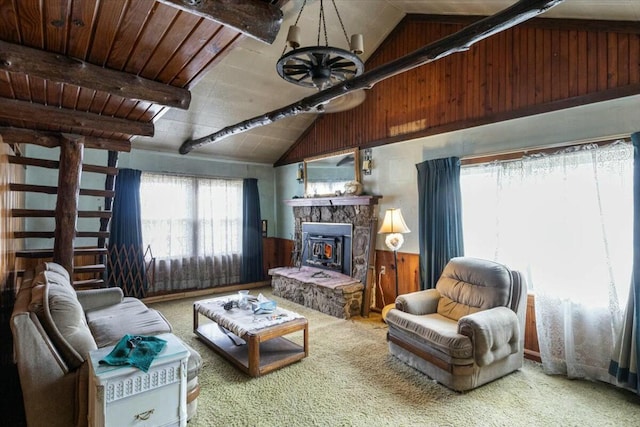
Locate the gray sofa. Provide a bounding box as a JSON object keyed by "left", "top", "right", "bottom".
{"left": 10, "top": 262, "right": 202, "bottom": 426}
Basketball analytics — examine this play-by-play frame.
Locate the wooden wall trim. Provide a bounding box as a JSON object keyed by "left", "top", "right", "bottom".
{"left": 276, "top": 15, "right": 640, "bottom": 166}
{"left": 1, "top": 141, "right": 24, "bottom": 294}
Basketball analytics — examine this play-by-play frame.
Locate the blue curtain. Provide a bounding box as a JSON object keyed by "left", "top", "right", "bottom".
{"left": 609, "top": 131, "right": 640, "bottom": 393}
{"left": 240, "top": 178, "right": 264, "bottom": 283}
{"left": 107, "top": 169, "right": 146, "bottom": 297}
{"left": 415, "top": 157, "right": 465, "bottom": 290}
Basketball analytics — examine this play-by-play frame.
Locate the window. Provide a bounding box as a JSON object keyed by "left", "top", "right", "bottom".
{"left": 460, "top": 142, "right": 632, "bottom": 306}
{"left": 460, "top": 141, "right": 633, "bottom": 381}
{"left": 139, "top": 173, "right": 243, "bottom": 291}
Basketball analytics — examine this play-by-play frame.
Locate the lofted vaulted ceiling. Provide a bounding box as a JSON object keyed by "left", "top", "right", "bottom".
{"left": 0, "top": 1, "right": 639, "bottom": 163}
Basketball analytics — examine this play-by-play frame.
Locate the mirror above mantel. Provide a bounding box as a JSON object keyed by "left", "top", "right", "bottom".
{"left": 304, "top": 148, "right": 361, "bottom": 197}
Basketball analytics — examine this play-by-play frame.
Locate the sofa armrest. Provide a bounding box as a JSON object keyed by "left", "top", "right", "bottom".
{"left": 395, "top": 289, "right": 441, "bottom": 315}
{"left": 76, "top": 288, "right": 124, "bottom": 312}
{"left": 11, "top": 311, "right": 78, "bottom": 427}
{"left": 458, "top": 306, "right": 520, "bottom": 367}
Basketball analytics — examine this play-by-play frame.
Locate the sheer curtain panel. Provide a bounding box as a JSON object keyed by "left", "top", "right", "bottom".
{"left": 140, "top": 173, "right": 242, "bottom": 293}
{"left": 461, "top": 142, "right": 633, "bottom": 383}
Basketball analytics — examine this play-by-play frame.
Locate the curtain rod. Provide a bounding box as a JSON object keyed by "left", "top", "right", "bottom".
{"left": 141, "top": 170, "right": 248, "bottom": 181}
{"left": 461, "top": 136, "right": 630, "bottom": 166}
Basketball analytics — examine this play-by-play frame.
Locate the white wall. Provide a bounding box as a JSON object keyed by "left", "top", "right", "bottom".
{"left": 275, "top": 94, "right": 640, "bottom": 254}
{"left": 274, "top": 163, "right": 306, "bottom": 240}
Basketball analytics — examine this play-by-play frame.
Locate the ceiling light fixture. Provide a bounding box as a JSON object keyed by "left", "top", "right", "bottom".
{"left": 276, "top": 0, "right": 364, "bottom": 92}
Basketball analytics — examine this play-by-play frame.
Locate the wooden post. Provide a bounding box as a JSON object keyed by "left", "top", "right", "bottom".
{"left": 53, "top": 134, "right": 84, "bottom": 278}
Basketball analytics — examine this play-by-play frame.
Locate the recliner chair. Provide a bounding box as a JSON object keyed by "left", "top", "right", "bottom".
{"left": 385, "top": 257, "right": 526, "bottom": 391}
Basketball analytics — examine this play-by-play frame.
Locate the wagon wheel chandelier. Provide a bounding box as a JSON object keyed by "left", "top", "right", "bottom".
{"left": 276, "top": 0, "right": 365, "bottom": 93}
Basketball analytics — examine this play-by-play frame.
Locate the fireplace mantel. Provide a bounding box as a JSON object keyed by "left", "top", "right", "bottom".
{"left": 284, "top": 195, "right": 382, "bottom": 207}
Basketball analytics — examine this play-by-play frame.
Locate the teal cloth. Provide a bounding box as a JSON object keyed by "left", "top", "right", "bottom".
{"left": 99, "top": 334, "right": 167, "bottom": 372}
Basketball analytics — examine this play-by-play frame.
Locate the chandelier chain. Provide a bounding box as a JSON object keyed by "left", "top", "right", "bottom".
{"left": 282, "top": 0, "right": 307, "bottom": 57}
{"left": 318, "top": 0, "right": 329, "bottom": 46}
{"left": 293, "top": 0, "right": 306, "bottom": 27}
{"left": 331, "top": 0, "right": 350, "bottom": 47}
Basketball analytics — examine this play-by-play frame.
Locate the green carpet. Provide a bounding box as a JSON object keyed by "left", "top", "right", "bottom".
{"left": 150, "top": 288, "right": 640, "bottom": 427}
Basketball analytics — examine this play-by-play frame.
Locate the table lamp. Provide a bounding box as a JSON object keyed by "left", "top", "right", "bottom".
{"left": 378, "top": 208, "right": 410, "bottom": 320}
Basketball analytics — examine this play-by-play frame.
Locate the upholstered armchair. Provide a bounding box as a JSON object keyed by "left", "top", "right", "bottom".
{"left": 385, "top": 257, "right": 526, "bottom": 391}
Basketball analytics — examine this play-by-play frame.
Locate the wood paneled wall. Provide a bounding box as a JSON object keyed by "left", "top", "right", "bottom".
{"left": 262, "top": 237, "right": 294, "bottom": 277}
{"left": 525, "top": 294, "right": 541, "bottom": 362}
{"left": 0, "top": 141, "right": 24, "bottom": 294}
{"left": 276, "top": 15, "right": 640, "bottom": 165}
{"left": 1, "top": 141, "right": 24, "bottom": 367}
{"left": 373, "top": 249, "right": 421, "bottom": 309}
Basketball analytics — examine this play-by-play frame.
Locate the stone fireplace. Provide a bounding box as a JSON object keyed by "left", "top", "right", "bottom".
{"left": 271, "top": 195, "right": 381, "bottom": 318}
{"left": 285, "top": 195, "right": 381, "bottom": 285}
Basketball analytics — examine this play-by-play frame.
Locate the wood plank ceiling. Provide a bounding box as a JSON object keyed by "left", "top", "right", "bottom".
{"left": 0, "top": 0, "right": 284, "bottom": 146}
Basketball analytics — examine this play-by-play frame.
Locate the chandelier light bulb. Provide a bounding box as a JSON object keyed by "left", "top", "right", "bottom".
{"left": 286, "top": 25, "right": 301, "bottom": 49}
{"left": 350, "top": 34, "right": 364, "bottom": 54}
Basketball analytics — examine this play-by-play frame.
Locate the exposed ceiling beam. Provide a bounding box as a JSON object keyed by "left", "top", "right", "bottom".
{"left": 179, "top": 0, "right": 566, "bottom": 155}
{"left": 0, "top": 40, "right": 191, "bottom": 110}
{"left": 0, "top": 127, "right": 132, "bottom": 152}
{"left": 156, "top": 0, "right": 283, "bottom": 44}
{"left": 0, "top": 98, "right": 154, "bottom": 137}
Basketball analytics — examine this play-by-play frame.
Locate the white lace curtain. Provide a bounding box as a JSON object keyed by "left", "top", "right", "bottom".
{"left": 461, "top": 141, "right": 633, "bottom": 382}
{"left": 140, "top": 173, "right": 243, "bottom": 293}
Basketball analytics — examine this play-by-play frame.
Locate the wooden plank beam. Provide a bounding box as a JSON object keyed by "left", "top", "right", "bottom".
{"left": 8, "top": 155, "right": 119, "bottom": 175}
{"left": 10, "top": 209, "right": 110, "bottom": 219}
{"left": 8, "top": 155, "right": 59, "bottom": 169}
{"left": 9, "top": 183, "right": 113, "bottom": 198}
{"left": 9, "top": 184, "right": 58, "bottom": 194}
{"left": 0, "top": 40, "right": 191, "bottom": 109}
{"left": 156, "top": 0, "right": 283, "bottom": 44}
{"left": 4, "top": 129, "right": 130, "bottom": 152}
{"left": 0, "top": 99, "right": 153, "bottom": 137}
{"left": 179, "top": 0, "right": 566, "bottom": 154}
{"left": 15, "top": 248, "right": 108, "bottom": 259}
{"left": 82, "top": 164, "right": 119, "bottom": 176}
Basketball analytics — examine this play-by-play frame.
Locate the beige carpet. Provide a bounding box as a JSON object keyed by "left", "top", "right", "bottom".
{"left": 150, "top": 288, "right": 640, "bottom": 427}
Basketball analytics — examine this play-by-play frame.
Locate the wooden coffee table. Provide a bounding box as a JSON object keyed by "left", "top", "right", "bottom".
{"left": 193, "top": 297, "right": 308, "bottom": 377}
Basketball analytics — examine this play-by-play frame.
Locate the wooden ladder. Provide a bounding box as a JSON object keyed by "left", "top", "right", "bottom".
{"left": 8, "top": 137, "right": 120, "bottom": 289}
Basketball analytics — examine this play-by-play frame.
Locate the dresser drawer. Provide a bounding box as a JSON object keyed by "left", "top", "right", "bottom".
{"left": 89, "top": 333, "right": 189, "bottom": 427}
{"left": 107, "top": 383, "right": 181, "bottom": 427}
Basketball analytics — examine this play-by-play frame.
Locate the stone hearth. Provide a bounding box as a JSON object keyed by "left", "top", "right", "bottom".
{"left": 269, "top": 266, "right": 364, "bottom": 319}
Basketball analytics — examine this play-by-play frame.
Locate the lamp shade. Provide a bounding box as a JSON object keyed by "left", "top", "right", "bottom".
{"left": 378, "top": 208, "right": 410, "bottom": 234}
{"left": 378, "top": 208, "right": 410, "bottom": 252}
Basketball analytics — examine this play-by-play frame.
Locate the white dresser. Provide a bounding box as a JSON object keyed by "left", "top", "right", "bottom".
{"left": 88, "top": 333, "right": 189, "bottom": 427}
